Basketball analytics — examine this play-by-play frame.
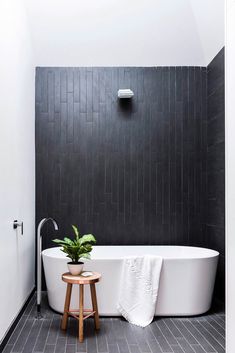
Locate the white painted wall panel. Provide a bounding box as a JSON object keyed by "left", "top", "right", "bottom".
{"left": 226, "top": 0, "right": 235, "bottom": 351}
{"left": 0, "top": 0, "right": 35, "bottom": 343}
{"left": 24, "top": 0, "right": 224, "bottom": 67}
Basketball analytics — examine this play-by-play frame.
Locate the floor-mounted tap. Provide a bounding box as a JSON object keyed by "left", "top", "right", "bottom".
{"left": 37, "top": 218, "right": 58, "bottom": 318}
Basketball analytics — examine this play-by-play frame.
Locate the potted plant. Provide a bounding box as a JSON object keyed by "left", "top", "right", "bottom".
{"left": 53, "top": 225, "right": 96, "bottom": 275}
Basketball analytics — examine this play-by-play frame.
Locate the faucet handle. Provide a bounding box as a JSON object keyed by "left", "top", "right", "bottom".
{"left": 13, "top": 220, "right": 23, "bottom": 235}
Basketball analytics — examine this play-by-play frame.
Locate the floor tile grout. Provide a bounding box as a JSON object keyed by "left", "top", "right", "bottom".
{"left": 3, "top": 293, "right": 225, "bottom": 353}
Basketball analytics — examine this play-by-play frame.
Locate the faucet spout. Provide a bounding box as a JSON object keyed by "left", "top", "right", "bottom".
{"left": 36, "top": 218, "right": 58, "bottom": 318}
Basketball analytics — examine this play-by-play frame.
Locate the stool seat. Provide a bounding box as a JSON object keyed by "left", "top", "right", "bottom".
{"left": 62, "top": 271, "right": 101, "bottom": 285}
{"left": 61, "top": 271, "right": 101, "bottom": 343}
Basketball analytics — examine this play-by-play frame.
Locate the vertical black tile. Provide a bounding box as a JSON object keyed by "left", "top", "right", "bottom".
{"left": 35, "top": 63, "right": 226, "bottom": 284}
{"left": 60, "top": 70, "right": 67, "bottom": 103}
{"left": 205, "top": 48, "right": 225, "bottom": 302}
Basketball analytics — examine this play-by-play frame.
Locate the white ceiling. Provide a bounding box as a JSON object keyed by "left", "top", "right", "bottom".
{"left": 24, "top": 0, "right": 224, "bottom": 67}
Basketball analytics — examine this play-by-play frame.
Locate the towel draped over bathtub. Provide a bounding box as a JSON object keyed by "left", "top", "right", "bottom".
{"left": 117, "top": 255, "right": 162, "bottom": 327}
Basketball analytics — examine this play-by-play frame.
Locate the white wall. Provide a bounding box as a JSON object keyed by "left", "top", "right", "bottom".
{"left": 24, "top": 0, "right": 224, "bottom": 67}
{"left": 226, "top": 0, "right": 235, "bottom": 351}
{"left": 0, "top": 0, "right": 35, "bottom": 343}
{"left": 189, "top": 0, "right": 225, "bottom": 64}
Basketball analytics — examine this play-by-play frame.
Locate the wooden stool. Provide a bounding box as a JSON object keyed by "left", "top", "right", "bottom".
{"left": 61, "top": 271, "right": 101, "bottom": 342}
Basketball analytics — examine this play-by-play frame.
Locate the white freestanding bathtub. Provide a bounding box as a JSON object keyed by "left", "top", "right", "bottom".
{"left": 42, "top": 245, "right": 219, "bottom": 316}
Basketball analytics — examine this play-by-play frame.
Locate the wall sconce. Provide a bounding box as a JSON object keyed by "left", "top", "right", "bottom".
{"left": 118, "top": 89, "right": 134, "bottom": 99}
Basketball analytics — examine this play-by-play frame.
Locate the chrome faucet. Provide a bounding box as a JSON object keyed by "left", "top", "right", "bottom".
{"left": 37, "top": 218, "right": 58, "bottom": 318}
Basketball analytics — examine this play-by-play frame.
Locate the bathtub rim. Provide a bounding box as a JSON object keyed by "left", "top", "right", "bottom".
{"left": 42, "top": 245, "right": 219, "bottom": 261}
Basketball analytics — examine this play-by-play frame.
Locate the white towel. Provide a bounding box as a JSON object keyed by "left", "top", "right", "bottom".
{"left": 117, "top": 255, "right": 162, "bottom": 327}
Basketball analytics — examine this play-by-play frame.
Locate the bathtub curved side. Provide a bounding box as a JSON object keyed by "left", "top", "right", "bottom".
{"left": 42, "top": 246, "right": 219, "bottom": 316}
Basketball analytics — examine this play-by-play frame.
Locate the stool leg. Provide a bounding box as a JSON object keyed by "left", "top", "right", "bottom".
{"left": 79, "top": 284, "right": 84, "bottom": 343}
{"left": 90, "top": 283, "right": 100, "bottom": 330}
{"left": 61, "top": 283, "right": 72, "bottom": 330}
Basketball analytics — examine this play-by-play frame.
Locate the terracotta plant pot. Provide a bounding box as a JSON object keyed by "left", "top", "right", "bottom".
{"left": 67, "top": 261, "right": 84, "bottom": 275}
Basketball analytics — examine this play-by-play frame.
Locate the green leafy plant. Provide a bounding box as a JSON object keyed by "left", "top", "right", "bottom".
{"left": 53, "top": 225, "right": 96, "bottom": 263}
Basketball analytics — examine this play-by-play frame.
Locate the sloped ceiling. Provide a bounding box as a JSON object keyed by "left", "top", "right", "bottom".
{"left": 24, "top": 0, "right": 224, "bottom": 67}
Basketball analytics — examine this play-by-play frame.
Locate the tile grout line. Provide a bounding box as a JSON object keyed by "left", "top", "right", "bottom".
{"left": 207, "top": 316, "right": 225, "bottom": 333}
{"left": 155, "top": 320, "right": 174, "bottom": 352}
{"left": 200, "top": 317, "right": 225, "bottom": 339}
{"left": 179, "top": 319, "right": 213, "bottom": 353}
{"left": 8, "top": 296, "right": 36, "bottom": 347}
{"left": 31, "top": 319, "right": 45, "bottom": 353}
{"left": 195, "top": 319, "right": 225, "bottom": 349}
{"left": 175, "top": 336, "right": 197, "bottom": 353}
{"left": 12, "top": 317, "right": 36, "bottom": 353}
{"left": 187, "top": 319, "right": 221, "bottom": 352}
{"left": 149, "top": 321, "right": 164, "bottom": 353}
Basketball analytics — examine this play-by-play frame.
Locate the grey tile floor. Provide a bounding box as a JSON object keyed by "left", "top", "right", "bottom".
{"left": 3, "top": 293, "right": 225, "bottom": 353}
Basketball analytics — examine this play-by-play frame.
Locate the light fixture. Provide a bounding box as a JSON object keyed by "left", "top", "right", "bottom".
{"left": 118, "top": 89, "right": 134, "bottom": 99}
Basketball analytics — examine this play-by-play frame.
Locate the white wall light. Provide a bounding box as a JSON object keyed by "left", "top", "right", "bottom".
{"left": 118, "top": 89, "right": 134, "bottom": 98}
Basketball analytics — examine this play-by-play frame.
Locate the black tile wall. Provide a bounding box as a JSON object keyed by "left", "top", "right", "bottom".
{"left": 35, "top": 67, "right": 208, "bottom": 250}
{"left": 206, "top": 48, "right": 225, "bottom": 302}
{"left": 36, "top": 61, "right": 225, "bottom": 301}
